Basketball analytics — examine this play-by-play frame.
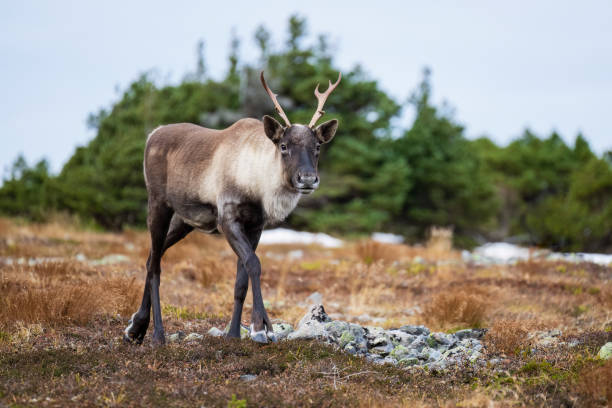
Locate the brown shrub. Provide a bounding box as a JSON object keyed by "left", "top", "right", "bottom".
{"left": 0, "top": 273, "right": 141, "bottom": 327}
{"left": 104, "top": 277, "right": 141, "bottom": 317}
{"left": 576, "top": 359, "right": 612, "bottom": 404}
{"left": 355, "top": 240, "right": 403, "bottom": 264}
{"left": 424, "top": 288, "right": 489, "bottom": 329}
{"left": 0, "top": 283, "right": 104, "bottom": 326}
{"left": 172, "top": 257, "right": 235, "bottom": 288}
{"left": 484, "top": 319, "right": 532, "bottom": 355}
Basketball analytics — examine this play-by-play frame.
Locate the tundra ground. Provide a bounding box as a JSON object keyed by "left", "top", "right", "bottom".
{"left": 0, "top": 217, "right": 610, "bottom": 407}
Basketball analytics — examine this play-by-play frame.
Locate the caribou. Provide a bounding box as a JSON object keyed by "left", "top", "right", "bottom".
{"left": 124, "top": 72, "right": 341, "bottom": 344}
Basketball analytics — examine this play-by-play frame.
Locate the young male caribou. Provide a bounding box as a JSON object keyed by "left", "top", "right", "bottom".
{"left": 124, "top": 72, "right": 341, "bottom": 345}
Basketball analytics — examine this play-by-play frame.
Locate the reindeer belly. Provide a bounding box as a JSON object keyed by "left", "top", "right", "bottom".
{"left": 174, "top": 201, "right": 218, "bottom": 232}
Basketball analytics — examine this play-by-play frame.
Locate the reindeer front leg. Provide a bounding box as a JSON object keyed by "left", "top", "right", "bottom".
{"left": 221, "top": 209, "right": 274, "bottom": 343}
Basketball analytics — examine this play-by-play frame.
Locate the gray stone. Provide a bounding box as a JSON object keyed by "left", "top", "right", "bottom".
{"left": 272, "top": 323, "right": 294, "bottom": 340}
{"left": 454, "top": 328, "right": 487, "bottom": 340}
{"left": 168, "top": 331, "right": 186, "bottom": 343}
{"left": 207, "top": 327, "right": 224, "bottom": 337}
{"left": 288, "top": 308, "right": 329, "bottom": 340}
{"left": 185, "top": 333, "right": 203, "bottom": 342}
{"left": 398, "top": 357, "right": 419, "bottom": 366}
{"left": 388, "top": 330, "right": 416, "bottom": 346}
{"left": 390, "top": 344, "right": 414, "bottom": 361}
{"left": 324, "top": 321, "right": 349, "bottom": 339}
{"left": 598, "top": 342, "right": 612, "bottom": 360}
{"left": 298, "top": 304, "right": 332, "bottom": 326}
{"left": 409, "top": 337, "right": 429, "bottom": 353}
{"left": 339, "top": 330, "right": 355, "bottom": 347}
{"left": 240, "top": 374, "right": 257, "bottom": 382}
{"left": 399, "top": 325, "right": 430, "bottom": 336}
{"left": 344, "top": 343, "right": 357, "bottom": 355}
{"left": 370, "top": 343, "right": 393, "bottom": 356}
{"left": 430, "top": 332, "right": 456, "bottom": 347}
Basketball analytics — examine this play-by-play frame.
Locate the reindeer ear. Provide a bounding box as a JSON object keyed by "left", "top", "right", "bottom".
{"left": 314, "top": 119, "right": 338, "bottom": 144}
{"left": 263, "top": 115, "right": 284, "bottom": 143}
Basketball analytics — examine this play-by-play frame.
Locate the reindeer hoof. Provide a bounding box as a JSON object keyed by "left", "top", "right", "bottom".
{"left": 249, "top": 324, "right": 277, "bottom": 343}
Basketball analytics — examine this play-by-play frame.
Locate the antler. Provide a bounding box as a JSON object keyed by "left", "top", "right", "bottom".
{"left": 308, "top": 72, "right": 342, "bottom": 128}
{"left": 260, "top": 71, "right": 291, "bottom": 127}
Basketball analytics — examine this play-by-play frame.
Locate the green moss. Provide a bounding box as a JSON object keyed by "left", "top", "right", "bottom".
{"left": 227, "top": 394, "right": 247, "bottom": 408}
{"left": 162, "top": 304, "right": 222, "bottom": 320}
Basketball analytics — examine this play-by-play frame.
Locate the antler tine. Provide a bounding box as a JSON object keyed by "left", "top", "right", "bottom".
{"left": 260, "top": 71, "right": 291, "bottom": 127}
{"left": 308, "top": 72, "right": 342, "bottom": 128}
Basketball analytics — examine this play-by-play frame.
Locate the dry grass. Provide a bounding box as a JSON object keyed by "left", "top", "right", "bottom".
{"left": 576, "top": 359, "right": 612, "bottom": 404}
{"left": 1, "top": 216, "right": 611, "bottom": 407}
{"left": 355, "top": 240, "right": 405, "bottom": 264}
{"left": 424, "top": 286, "right": 490, "bottom": 330}
{"left": 484, "top": 319, "right": 533, "bottom": 355}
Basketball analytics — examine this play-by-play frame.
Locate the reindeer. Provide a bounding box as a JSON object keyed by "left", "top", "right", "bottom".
{"left": 124, "top": 72, "right": 341, "bottom": 344}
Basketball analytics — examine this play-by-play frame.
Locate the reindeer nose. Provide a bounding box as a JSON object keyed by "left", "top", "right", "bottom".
{"left": 296, "top": 172, "right": 319, "bottom": 188}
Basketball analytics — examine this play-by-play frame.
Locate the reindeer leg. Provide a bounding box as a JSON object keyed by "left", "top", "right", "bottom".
{"left": 222, "top": 211, "right": 273, "bottom": 343}
{"left": 227, "top": 226, "right": 263, "bottom": 339}
{"left": 124, "top": 214, "right": 191, "bottom": 344}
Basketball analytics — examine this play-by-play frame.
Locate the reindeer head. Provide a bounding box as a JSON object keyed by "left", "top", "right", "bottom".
{"left": 260, "top": 72, "right": 340, "bottom": 194}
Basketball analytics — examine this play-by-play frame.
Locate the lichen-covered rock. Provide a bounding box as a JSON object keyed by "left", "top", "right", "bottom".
{"left": 288, "top": 305, "right": 331, "bottom": 340}
{"left": 339, "top": 330, "right": 355, "bottom": 347}
{"left": 390, "top": 344, "right": 414, "bottom": 361}
{"left": 399, "top": 325, "right": 430, "bottom": 336}
{"left": 598, "top": 342, "right": 612, "bottom": 360}
{"left": 184, "top": 333, "right": 203, "bottom": 342}
{"left": 168, "top": 331, "right": 186, "bottom": 343}
{"left": 454, "top": 328, "right": 487, "bottom": 340}
{"left": 207, "top": 327, "right": 224, "bottom": 337}
{"left": 272, "top": 323, "right": 294, "bottom": 340}
{"left": 245, "top": 304, "right": 485, "bottom": 369}
{"left": 388, "top": 329, "right": 416, "bottom": 346}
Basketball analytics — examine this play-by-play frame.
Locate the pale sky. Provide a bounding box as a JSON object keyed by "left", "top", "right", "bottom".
{"left": 1, "top": 1, "right": 611, "bottom": 175}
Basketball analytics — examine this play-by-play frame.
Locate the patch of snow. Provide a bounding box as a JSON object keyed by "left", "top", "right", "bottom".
{"left": 467, "top": 242, "right": 612, "bottom": 266}
{"left": 471, "top": 242, "right": 531, "bottom": 264}
{"left": 260, "top": 228, "right": 343, "bottom": 248}
{"left": 371, "top": 232, "right": 404, "bottom": 244}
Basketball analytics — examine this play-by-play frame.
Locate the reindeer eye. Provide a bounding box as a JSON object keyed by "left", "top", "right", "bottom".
{"left": 280, "top": 143, "right": 288, "bottom": 153}
{"left": 315, "top": 144, "right": 321, "bottom": 152}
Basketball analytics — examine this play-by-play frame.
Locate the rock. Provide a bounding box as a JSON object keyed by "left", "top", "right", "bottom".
{"left": 324, "top": 321, "right": 349, "bottom": 339}
{"left": 398, "top": 357, "right": 419, "bottom": 366}
{"left": 299, "top": 304, "right": 332, "bottom": 326}
{"left": 185, "top": 333, "right": 203, "bottom": 342}
{"left": 240, "top": 374, "right": 257, "bottom": 382}
{"left": 272, "top": 323, "right": 294, "bottom": 340}
{"left": 306, "top": 291, "right": 323, "bottom": 305}
{"left": 399, "top": 325, "right": 430, "bottom": 336}
{"left": 390, "top": 344, "right": 413, "bottom": 361}
{"left": 387, "top": 330, "right": 416, "bottom": 346}
{"left": 430, "top": 332, "right": 456, "bottom": 347}
{"left": 289, "top": 305, "right": 332, "bottom": 340}
{"left": 454, "top": 328, "right": 487, "bottom": 340}
{"left": 370, "top": 343, "right": 393, "bottom": 356}
{"left": 344, "top": 343, "right": 357, "bottom": 355}
{"left": 75, "top": 253, "right": 87, "bottom": 262}
{"left": 408, "top": 337, "right": 429, "bottom": 353}
{"left": 598, "top": 342, "right": 612, "bottom": 360}
{"left": 207, "top": 327, "right": 224, "bottom": 337}
{"left": 168, "top": 331, "right": 186, "bottom": 343}
{"left": 337, "top": 330, "right": 353, "bottom": 347}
